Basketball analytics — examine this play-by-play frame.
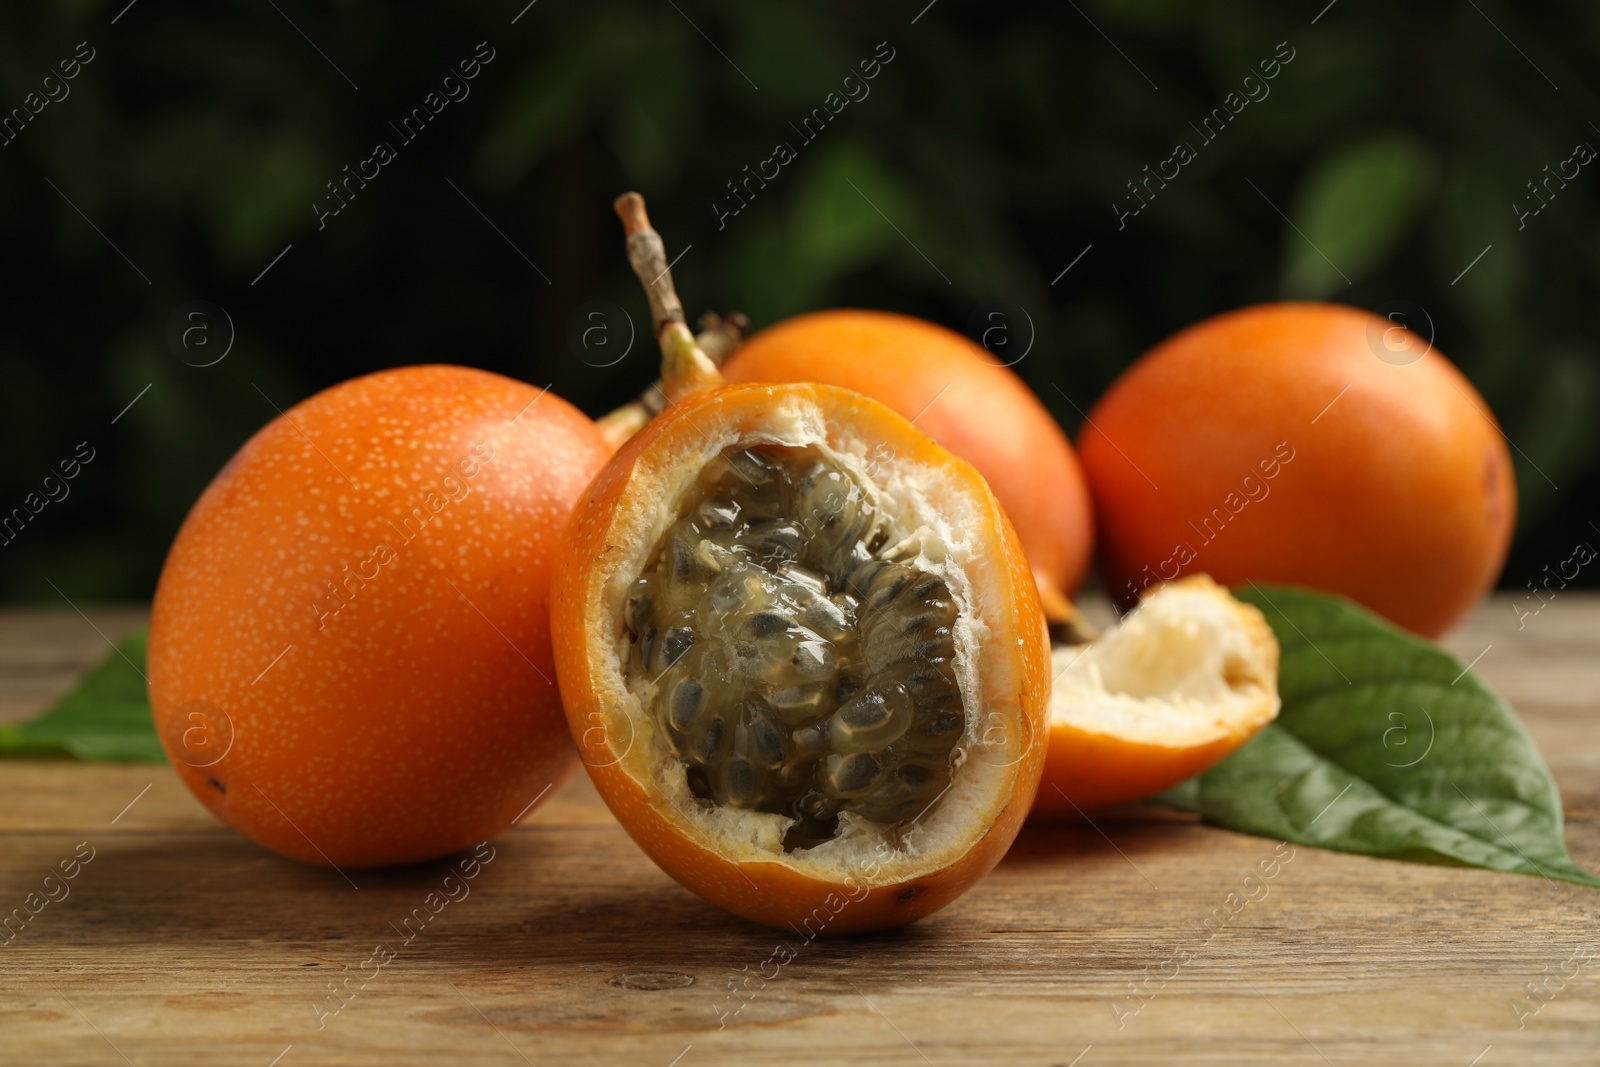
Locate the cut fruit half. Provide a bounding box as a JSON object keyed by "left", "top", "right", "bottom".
{"left": 556, "top": 381, "right": 1049, "bottom": 931}
{"left": 551, "top": 194, "right": 1049, "bottom": 933}
{"left": 1031, "top": 576, "right": 1280, "bottom": 818}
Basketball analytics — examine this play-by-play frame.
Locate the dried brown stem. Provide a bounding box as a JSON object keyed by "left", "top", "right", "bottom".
{"left": 613, "top": 192, "right": 685, "bottom": 337}
{"left": 596, "top": 193, "right": 737, "bottom": 447}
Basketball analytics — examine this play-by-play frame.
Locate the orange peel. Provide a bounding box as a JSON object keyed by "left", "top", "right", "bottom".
{"left": 1032, "top": 576, "right": 1280, "bottom": 818}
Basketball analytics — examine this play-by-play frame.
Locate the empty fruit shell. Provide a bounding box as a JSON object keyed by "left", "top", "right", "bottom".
{"left": 1031, "top": 575, "right": 1280, "bottom": 818}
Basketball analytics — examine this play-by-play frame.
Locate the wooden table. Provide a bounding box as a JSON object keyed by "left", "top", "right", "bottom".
{"left": 3, "top": 596, "right": 1598, "bottom": 1065}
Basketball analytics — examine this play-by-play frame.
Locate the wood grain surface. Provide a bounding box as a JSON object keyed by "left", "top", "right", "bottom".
{"left": 2, "top": 595, "right": 1597, "bottom": 1066}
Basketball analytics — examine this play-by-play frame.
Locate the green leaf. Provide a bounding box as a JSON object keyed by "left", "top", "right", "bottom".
{"left": 1160, "top": 585, "right": 1598, "bottom": 888}
{"left": 1281, "top": 131, "right": 1436, "bottom": 298}
{"left": 0, "top": 628, "right": 164, "bottom": 762}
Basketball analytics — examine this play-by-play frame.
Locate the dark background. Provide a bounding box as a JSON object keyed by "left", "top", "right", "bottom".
{"left": 2, "top": 0, "right": 1595, "bottom": 604}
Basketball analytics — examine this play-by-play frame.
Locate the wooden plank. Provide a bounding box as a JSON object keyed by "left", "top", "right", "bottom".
{"left": 1, "top": 595, "right": 1597, "bottom": 1065}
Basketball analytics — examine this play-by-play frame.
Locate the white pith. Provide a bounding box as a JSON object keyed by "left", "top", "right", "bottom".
{"left": 583, "top": 387, "right": 1029, "bottom": 885}
{"left": 1050, "top": 576, "right": 1279, "bottom": 747}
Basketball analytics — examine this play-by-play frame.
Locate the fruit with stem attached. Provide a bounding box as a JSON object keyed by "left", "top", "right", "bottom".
{"left": 552, "top": 194, "right": 1050, "bottom": 933}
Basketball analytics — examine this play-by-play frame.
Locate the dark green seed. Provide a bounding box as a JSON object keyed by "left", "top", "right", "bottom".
{"left": 896, "top": 763, "right": 935, "bottom": 789}
{"left": 790, "top": 640, "right": 834, "bottom": 676}
{"left": 832, "top": 682, "right": 913, "bottom": 752}
{"left": 794, "top": 590, "right": 851, "bottom": 640}
{"left": 709, "top": 573, "right": 756, "bottom": 616}
{"left": 840, "top": 692, "right": 889, "bottom": 731}
{"left": 654, "top": 627, "right": 695, "bottom": 673}
{"left": 914, "top": 687, "right": 961, "bottom": 715}
{"left": 913, "top": 627, "right": 954, "bottom": 658}
{"left": 777, "top": 561, "right": 828, "bottom": 593}
{"left": 725, "top": 449, "right": 776, "bottom": 485}
{"left": 745, "top": 611, "right": 790, "bottom": 638}
{"left": 826, "top": 752, "right": 884, "bottom": 797}
{"left": 698, "top": 499, "right": 740, "bottom": 529}
{"left": 868, "top": 570, "right": 912, "bottom": 609}
{"left": 843, "top": 559, "right": 890, "bottom": 599}
{"left": 748, "top": 717, "right": 786, "bottom": 767}
{"left": 698, "top": 717, "right": 725, "bottom": 763}
{"left": 725, "top": 757, "right": 757, "bottom": 806}
{"left": 743, "top": 518, "right": 804, "bottom": 561}
{"left": 625, "top": 581, "right": 654, "bottom": 634}
{"left": 668, "top": 679, "right": 705, "bottom": 731}
{"left": 796, "top": 466, "right": 850, "bottom": 520}
{"left": 669, "top": 526, "right": 696, "bottom": 578}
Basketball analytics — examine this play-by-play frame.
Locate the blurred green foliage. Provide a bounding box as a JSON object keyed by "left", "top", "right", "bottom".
{"left": 0, "top": 0, "right": 1595, "bottom": 602}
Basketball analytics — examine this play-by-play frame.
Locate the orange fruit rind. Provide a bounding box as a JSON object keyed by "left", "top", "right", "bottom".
{"left": 1079, "top": 302, "right": 1514, "bottom": 637}
{"left": 1033, "top": 575, "right": 1280, "bottom": 818}
{"left": 557, "top": 381, "right": 1049, "bottom": 931}
{"left": 148, "top": 365, "right": 611, "bottom": 868}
